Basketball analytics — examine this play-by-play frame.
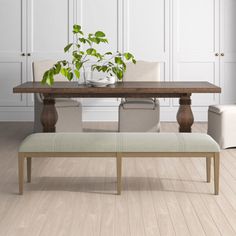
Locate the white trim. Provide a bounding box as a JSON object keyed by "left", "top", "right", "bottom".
{"left": 0, "top": 107, "right": 34, "bottom": 121}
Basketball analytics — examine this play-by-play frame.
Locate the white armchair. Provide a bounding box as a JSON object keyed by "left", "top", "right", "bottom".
{"left": 33, "top": 60, "right": 83, "bottom": 132}
{"left": 118, "top": 61, "right": 161, "bottom": 132}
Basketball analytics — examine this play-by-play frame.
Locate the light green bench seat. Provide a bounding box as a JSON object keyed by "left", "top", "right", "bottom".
{"left": 18, "top": 133, "right": 220, "bottom": 195}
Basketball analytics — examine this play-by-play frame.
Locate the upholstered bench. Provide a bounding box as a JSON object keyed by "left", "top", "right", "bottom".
{"left": 18, "top": 133, "right": 220, "bottom": 195}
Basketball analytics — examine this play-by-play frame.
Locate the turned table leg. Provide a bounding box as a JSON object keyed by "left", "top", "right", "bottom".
{"left": 176, "top": 94, "right": 194, "bottom": 133}
{"left": 40, "top": 97, "right": 58, "bottom": 132}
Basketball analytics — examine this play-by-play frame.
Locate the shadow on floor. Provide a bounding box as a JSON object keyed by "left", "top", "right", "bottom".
{"left": 18, "top": 176, "right": 212, "bottom": 195}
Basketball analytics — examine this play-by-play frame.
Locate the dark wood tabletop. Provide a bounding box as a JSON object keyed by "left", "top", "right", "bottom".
{"left": 13, "top": 81, "right": 221, "bottom": 98}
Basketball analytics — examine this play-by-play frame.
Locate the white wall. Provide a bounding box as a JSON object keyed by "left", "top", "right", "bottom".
{"left": 0, "top": 0, "right": 235, "bottom": 122}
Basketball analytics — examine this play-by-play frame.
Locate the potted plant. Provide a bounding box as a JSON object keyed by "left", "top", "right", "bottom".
{"left": 42, "top": 24, "right": 136, "bottom": 85}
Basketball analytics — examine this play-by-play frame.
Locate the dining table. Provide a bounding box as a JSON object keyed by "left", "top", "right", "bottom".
{"left": 13, "top": 81, "right": 221, "bottom": 133}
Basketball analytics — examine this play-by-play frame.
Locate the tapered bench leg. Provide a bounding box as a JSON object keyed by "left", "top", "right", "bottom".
{"left": 206, "top": 157, "right": 211, "bottom": 183}
{"left": 214, "top": 152, "right": 220, "bottom": 195}
{"left": 116, "top": 153, "right": 122, "bottom": 195}
{"left": 27, "top": 157, "right": 32, "bottom": 183}
{"left": 18, "top": 154, "right": 24, "bottom": 195}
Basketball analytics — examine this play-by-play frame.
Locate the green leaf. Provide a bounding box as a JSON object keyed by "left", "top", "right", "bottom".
{"left": 73, "top": 51, "right": 82, "bottom": 60}
{"left": 42, "top": 69, "right": 55, "bottom": 85}
{"left": 86, "top": 48, "right": 96, "bottom": 55}
{"left": 93, "top": 52, "right": 102, "bottom": 59}
{"left": 122, "top": 63, "right": 126, "bottom": 71}
{"left": 64, "top": 43, "right": 73, "bottom": 52}
{"left": 112, "top": 67, "right": 123, "bottom": 80}
{"left": 90, "top": 37, "right": 100, "bottom": 44}
{"left": 117, "top": 69, "right": 123, "bottom": 79}
{"left": 112, "top": 67, "right": 118, "bottom": 75}
{"left": 132, "top": 59, "right": 136, "bottom": 64}
{"left": 101, "top": 66, "right": 108, "bottom": 72}
{"left": 53, "top": 63, "right": 61, "bottom": 74}
{"left": 99, "top": 38, "right": 108, "bottom": 43}
{"left": 73, "top": 24, "right": 81, "bottom": 33}
{"left": 86, "top": 39, "right": 92, "bottom": 46}
{"left": 79, "top": 38, "right": 86, "bottom": 44}
{"left": 74, "top": 69, "right": 80, "bottom": 78}
{"left": 42, "top": 70, "right": 49, "bottom": 84}
{"left": 47, "top": 76, "right": 54, "bottom": 85}
{"left": 75, "top": 61, "right": 82, "bottom": 70}
{"left": 124, "top": 52, "right": 133, "bottom": 60}
{"left": 67, "top": 72, "right": 74, "bottom": 81}
{"left": 95, "top": 31, "right": 106, "bottom": 38}
{"left": 63, "top": 61, "right": 67, "bottom": 66}
{"left": 105, "top": 52, "right": 112, "bottom": 55}
{"left": 94, "top": 65, "right": 102, "bottom": 72}
{"left": 115, "top": 57, "right": 123, "bottom": 65}
{"left": 61, "top": 68, "right": 68, "bottom": 77}
{"left": 46, "top": 70, "right": 54, "bottom": 85}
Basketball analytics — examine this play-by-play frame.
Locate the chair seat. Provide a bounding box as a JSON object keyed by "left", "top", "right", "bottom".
{"left": 122, "top": 98, "right": 157, "bottom": 109}
{"left": 125, "top": 98, "right": 154, "bottom": 103}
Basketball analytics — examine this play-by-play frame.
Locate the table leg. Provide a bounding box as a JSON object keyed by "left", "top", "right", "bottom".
{"left": 40, "top": 97, "right": 58, "bottom": 132}
{"left": 176, "top": 95, "right": 194, "bottom": 132}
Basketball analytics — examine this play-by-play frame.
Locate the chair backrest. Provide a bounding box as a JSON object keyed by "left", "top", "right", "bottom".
{"left": 123, "top": 61, "right": 160, "bottom": 82}
{"left": 32, "top": 60, "right": 67, "bottom": 82}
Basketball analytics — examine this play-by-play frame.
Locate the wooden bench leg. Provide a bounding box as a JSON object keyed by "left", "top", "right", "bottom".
{"left": 206, "top": 157, "right": 211, "bottom": 183}
{"left": 116, "top": 153, "right": 122, "bottom": 195}
{"left": 18, "top": 154, "right": 25, "bottom": 195}
{"left": 27, "top": 157, "right": 32, "bottom": 183}
{"left": 214, "top": 153, "right": 220, "bottom": 195}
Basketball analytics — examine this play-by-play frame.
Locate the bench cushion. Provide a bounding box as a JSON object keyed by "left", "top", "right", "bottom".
{"left": 120, "top": 133, "right": 220, "bottom": 153}
{"left": 19, "top": 133, "right": 118, "bottom": 153}
{"left": 19, "top": 133, "right": 220, "bottom": 153}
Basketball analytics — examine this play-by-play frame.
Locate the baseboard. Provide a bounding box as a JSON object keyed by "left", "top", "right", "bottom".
{"left": 0, "top": 106, "right": 209, "bottom": 122}
{"left": 0, "top": 107, "right": 34, "bottom": 121}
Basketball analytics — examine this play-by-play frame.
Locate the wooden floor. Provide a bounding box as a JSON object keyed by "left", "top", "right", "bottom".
{"left": 1, "top": 122, "right": 236, "bottom": 236}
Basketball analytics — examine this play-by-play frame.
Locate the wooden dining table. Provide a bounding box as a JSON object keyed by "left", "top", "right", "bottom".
{"left": 13, "top": 81, "right": 221, "bottom": 133}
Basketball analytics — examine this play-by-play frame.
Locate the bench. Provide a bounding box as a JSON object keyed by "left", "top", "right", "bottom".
{"left": 18, "top": 132, "right": 220, "bottom": 195}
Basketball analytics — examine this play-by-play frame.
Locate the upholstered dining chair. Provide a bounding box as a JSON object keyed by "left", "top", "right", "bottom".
{"left": 33, "top": 60, "right": 83, "bottom": 132}
{"left": 118, "top": 61, "right": 161, "bottom": 132}
{"left": 208, "top": 104, "right": 236, "bottom": 149}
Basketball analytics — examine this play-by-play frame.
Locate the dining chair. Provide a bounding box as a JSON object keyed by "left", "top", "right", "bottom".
{"left": 33, "top": 60, "right": 83, "bottom": 132}
{"left": 208, "top": 104, "right": 236, "bottom": 149}
{"left": 118, "top": 61, "right": 161, "bottom": 132}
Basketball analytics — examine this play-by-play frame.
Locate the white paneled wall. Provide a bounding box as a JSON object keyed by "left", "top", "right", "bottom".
{"left": 124, "top": 0, "right": 170, "bottom": 108}
{"left": 172, "top": 0, "right": 220, "bottom": 108}
{"left": 220, "top": 0, "right": 236, "bottom": 104}
{"left": 0, "top": 0, "right": 27, "bottom": 109}
{"left": 0, "top": 0, "right": 235, "bottom": 121}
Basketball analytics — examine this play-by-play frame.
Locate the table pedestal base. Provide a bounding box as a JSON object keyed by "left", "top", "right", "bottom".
{"left": 177, "top": 95, "right": 194, "bottom": 133}
{"left": 41, "top": 97, "right": 58, "bottom": 132}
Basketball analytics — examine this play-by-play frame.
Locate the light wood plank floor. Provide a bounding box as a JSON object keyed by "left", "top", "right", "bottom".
{"left": 1, "top": 122, "right": 236, "bottom": 236}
